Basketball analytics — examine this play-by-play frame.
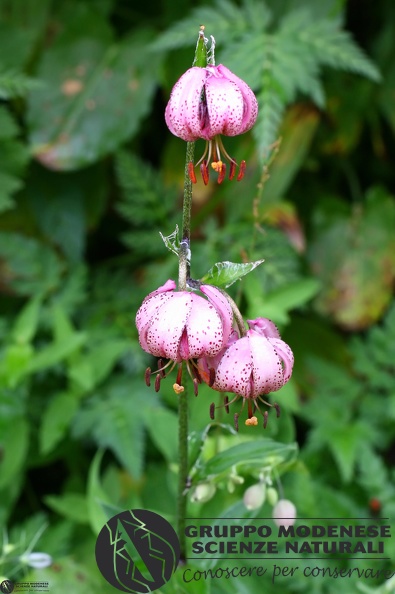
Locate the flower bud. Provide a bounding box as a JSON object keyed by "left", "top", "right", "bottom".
{"left": 191, "top": 482, "right": 216, "bottom": 503}
{"left": 266, "top": 487, "right": 279, "bottom": 506}
{"left": 272, "top": 499, "right": 297, "bottom": 528}
{"left": 243, "top": 483, "right": 266, "bottom": 510}
{"left": 20, "top": 552, "right": 52, "bottom": 569}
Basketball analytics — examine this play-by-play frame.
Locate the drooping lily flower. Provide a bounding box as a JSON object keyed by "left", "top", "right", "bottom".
{"left": 198, "top": 317, "right": 294, "bottom": 427}
{"left": 135, "top": 279, "right": 233, "bottom": 393}
{"left": 165, "top": 64, "right": 258, "bottom": 184}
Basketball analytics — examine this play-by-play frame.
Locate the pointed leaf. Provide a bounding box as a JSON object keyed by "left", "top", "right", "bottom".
{"left": 201, "top": 260, "right": 264, "bottom": 288}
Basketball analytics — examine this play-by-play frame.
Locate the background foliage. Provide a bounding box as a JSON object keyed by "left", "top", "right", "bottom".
{"left": 0, "top": 0, "right": 394, "bottom": 592}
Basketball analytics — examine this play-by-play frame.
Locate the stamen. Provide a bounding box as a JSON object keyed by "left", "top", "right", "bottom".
{"left": 245, "top": 416, "right": 258, "bottom": 426}
{"left": 263, "top": 410, "right": 269, "bottom": 429}
{"left": 224, "top": 395, "right": 230, "bottom": 414}
{"left": 155, "top": 374, "right": 161, "bottom": 392}
{"left": 173, "top": 383, "right": 185, "bottom": 394}
{"left": 193, "top": 378, "right": 199, "bottom": 396}
{"left": 188, "top": 161, "right": 197, "bottom": 184}
{"left": 210, "top": 402, "right": 215, "bottom": 420}
{"left": 208, "top": 367, "right": 216, "bottom": 387}
{"left": 234, "top": 413, "right": 239, "bottom": 432}
{"left": 217, "top": 162, "right": 226, "bottom": 184}
{"left": 200, "top": 160, "right": 209, "bottom": 185}
{"left": 274, "top": 403, "right": 281, "bottom": 418}
{"left": 158, "top": 358, "right": 166, "bottom": 378}
{"left": 211, "top": 160, "right": 223, "bottom": 172}
{"left": 229, "top": 160, "right": 236, "bottom": 180}
{"left": 247, "top": 399, "right": 253, "bottom": 419}
{"left": 145, "top": 367, "right": 151, "bottom": 387}
{"left": 176, "top": 364, "right": 183, "bottom": 387}
{"left": 237, "top": 160, "right": 246, "bottom": 181}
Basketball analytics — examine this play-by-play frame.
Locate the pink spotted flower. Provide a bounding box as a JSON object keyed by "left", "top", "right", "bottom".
{"left": 135, "top": 279, "right": 233, "bottom": 394}
{"left": 165, "top": 64, "right": 258, "bottom": 184}
{"left": 198, "top": 317, "right": 294, "bottom": 428}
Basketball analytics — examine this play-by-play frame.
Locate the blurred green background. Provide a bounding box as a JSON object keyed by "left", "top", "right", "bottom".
{"left": 0, "top": 0, "right": 394, "bottom": 592}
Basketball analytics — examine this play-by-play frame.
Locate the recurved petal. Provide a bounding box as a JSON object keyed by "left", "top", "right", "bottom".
{"left": 165, "top": 67, "right": 208, "bottom": 141}
{"left": 247, "top": 317, "right": 280, "bottom": 339}
{"left": 268, "top": 337, "right": 294, "bottom": 383}
{"left": 248, "top": 332, "right": 285, "bottom": 395}
{"left": 135, "top": 280, "right": 176, "bottom": 350}
{"left": 213, "top": 336, "right": 254, "bottom": 397}
{"left": 215, "top": 64, "right": 258, "bottom": 133}
{"left": 200, "top": 284, "right": 233, "bottom": 346}
{"left": 145, "top": 292, "right": 193, "bottom": 360}
{"left": 204, "top": 75, "right": 247, "bottom": 137}
{"left": 185, "top": 296, "right": 228, "bottom": 358}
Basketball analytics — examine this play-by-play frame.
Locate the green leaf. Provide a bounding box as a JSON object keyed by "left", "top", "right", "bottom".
{"left": 69, "top": 339, "right": 132, "bottom": 392}
{"left": 0, "top": 416, "right": 29, "bottom": 489}
{"left": 327, "top": 421, "right": 368, "bottom": 483}
{"left": 27, "top": 333, "right": 87, "bottom": 374}
{"left": 28, "top": 30, "right": 162, "bottom": 170}
{"left": 309, "top": 188, "right": 395, "bottom": 329}
{"left": 0, "top": 232, "right": 64, "bottom": 296}
{"left": 39, "top": 392, "right": 80, "bottom": 455}
{"left": 143, "top": 408, "right": 178, "bottom": 463}
{"left": 72, "top": 378, "right": 158, "bottom": 479}
{"left": 0, "top": 107, "right": 30, "bottom": 212}
{"left": 11, "top": 295, "right": 42, "bottom": 345}
{"left": 201, "top": 260, "right": 264, "bottom": 288}
{"left": 192, "top": 439, "right": 297, "bottom": 483}
{"left": 44, "top": 492, "right": 89, "bottom": 524}
{"left": 87, "top": 449, "right": 113, "bottom": 534}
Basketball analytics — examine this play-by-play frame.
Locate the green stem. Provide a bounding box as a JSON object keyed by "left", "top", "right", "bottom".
{"left": 177, "top": 382, "right": 188, "bottom": 561}
{"left": 177, "top": 141, "right": 195, "bottom": 561}
{"left": 178, "top": 141, "right": 195, "bottom": 290}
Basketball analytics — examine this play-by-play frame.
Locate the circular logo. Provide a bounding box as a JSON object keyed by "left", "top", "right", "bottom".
{"left": 0, "top": 581, "right": 14, "bottom": 594}
{"left": 95, "top": 509, "right": 180, "bottom": 593}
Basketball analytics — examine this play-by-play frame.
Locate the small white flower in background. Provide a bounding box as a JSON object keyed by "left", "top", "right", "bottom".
{"left": 20, "top": 552, "right": 52, "bottom": 569}
{"left": 190, "top": 482, "right": 216, "bottom": 503}
{"left": 243, "top": 483, "right": 266, "bottom": 510}
{"left": 272, "top": 499, "right": 297, "bottom": 528}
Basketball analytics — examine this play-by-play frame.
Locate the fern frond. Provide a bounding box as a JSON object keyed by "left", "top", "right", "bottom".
{"left": 279, "top": 10, "right": 381, "bottom": 82}
{"left": 0, "top": 67, "right": 42, "bottom": 99}
{"left": 0, "top": 106, "right": 30, "bottom": 213}
{"left": 151, "top": 0, "right": 247, "bottom": 52}
{"left": 300, "top": 23, "right": 381, "bottom": 82}
{"left": 115, "top": 151, "right": 171, "bottom": 226}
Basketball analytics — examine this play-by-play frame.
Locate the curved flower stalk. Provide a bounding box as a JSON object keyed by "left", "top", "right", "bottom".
{"left": 198, "top": 317, "right": 294, "bottom": 428}
{"left": 165, "top": 64, "right": 258, "bottom": 184}
{"left": 135, "top": 279, "right": 233, "bottom": 393}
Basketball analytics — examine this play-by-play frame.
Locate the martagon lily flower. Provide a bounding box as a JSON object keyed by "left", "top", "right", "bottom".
{"left": 165, "top": 64, "right": 258, "bottom": 184}
{"left": 135, "top": 279, "right": 233, "bottom": 394}
{"left": 198, "top": 317, "right": 294, "bottom": 428}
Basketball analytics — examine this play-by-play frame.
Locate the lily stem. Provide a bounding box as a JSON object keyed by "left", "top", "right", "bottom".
{"left": 178, "top": 141, "right": 195, "bottom": 291}
{"left": 177, "top": 141, "right": 195, "bottom": 561}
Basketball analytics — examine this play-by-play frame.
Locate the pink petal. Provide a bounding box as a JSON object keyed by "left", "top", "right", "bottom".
{"left": 145, "top": 293, "right": 193, "bottom": 361}
{"left": 165, "top": 67, "right": 207, "bottom": 141}
{"left": 204, "top": 74, "right": 246, "bottom": 137}
{"left": 268, "top": 337, "right": 294, "bottom": 383}
{"left": 248, "top": 332, "right": 285, "bottom": 395}
{"left": 215, "top": 65, "right": 258, "bottom": 134}
{"left": 135, "top": 280, "right": 176, "bottom": 351}
{"left": 184, "top": 296, "right": 227, "bottom": 358}
{"left": 247, "top": 317, "right": 280, "bottom": 339}
{"left": 214, "top": 336, "right": 254, "bottom": 398}
{"left": 200, "top": 284, "right": 233, "bottom": 345}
